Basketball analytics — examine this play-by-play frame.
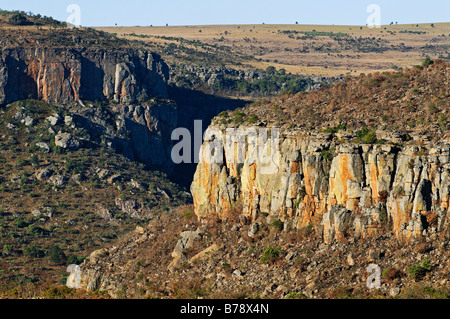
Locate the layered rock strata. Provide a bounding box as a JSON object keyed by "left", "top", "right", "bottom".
{"left": 0, "top": 47, "right": 168, "bottom": 105}
{"left": 191, "top": 127, "right": 450, "bottom": 243}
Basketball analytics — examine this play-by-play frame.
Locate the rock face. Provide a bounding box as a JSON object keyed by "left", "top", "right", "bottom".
{"left": 55, "top": 131, "right": 80, "bottom": 150}
{"left": 191, "top": 126, "right": 450, "bottom": 243}
{"left": 72, "top": 100, "right": 178, "bottom": 174}
{"left": 0, "top": 47, "right": 168, "bottom": 105}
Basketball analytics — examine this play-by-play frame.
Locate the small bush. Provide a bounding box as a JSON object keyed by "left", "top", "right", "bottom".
{"left": 260, "top": 246, "right": 282, "bottom": 264}
{"left": 298, "top": 186, "right": 307, "bottom": 203}
{"left": 66, "top": 254, "right": 86, "bottom": 265}
{"left": 285, "top": 292, "right": 308, "bottom": 299}
{"left": 393, "top": 185, "right": 405, "bottom": 197}
{"left": 47, "top": 245, "right": 67, "bottom": 265}
{"left": 8, "top": 13, "right": 30, "bottom": 25}
{"left": 14, "top": 218, "right": 28, "bottom": 228}
{"left": 398, "top": 284, "right": 449, "bottom": 299}
{"left": 29, "top": 154, "right": 39, "bottom": 165}
{"left": 321, "top": 148, "right": 335, "bottom": 161}
{"left": 422, "top": 57, "right": 433, "bottom": 67}
{"left": 183, "top": 210, "right": 194, "bottom": 219}
{"left": 378, "top": 207, "right": 388, "bottom": 225}
{"left": 41, "top": 286, "right": 75, "bottom": 299}
{"left": 407, "top": 259, "right": 431, "bottom": 280}
{"left": 270, "top": 219, "right": 284, "bottom": 232}
{"left": 24, "top": 245, "right": 45, "bottom": 258}
{"left": 356, "top": 128, "right": 378, "bottom": 144}
{"left": 323, "top": 123, "right": 347, "bottom": 134}
{"left": 247, "top": 115, "right": 258, "bottom": 124}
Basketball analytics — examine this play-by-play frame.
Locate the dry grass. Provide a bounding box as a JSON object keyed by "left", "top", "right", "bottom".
{"left": 230, "top": 59, "right": 449, "bottom": 138}
{"left": 97, "top": 22, "right": 450, "bottom": 76}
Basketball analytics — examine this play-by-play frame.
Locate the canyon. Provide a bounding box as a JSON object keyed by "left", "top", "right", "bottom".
{"left": 0, "top": 14, "right": 449, "bottom": 299}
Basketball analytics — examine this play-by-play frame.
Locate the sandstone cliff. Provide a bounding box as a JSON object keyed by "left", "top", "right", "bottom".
{"left": 191, "top": 127, "right": 450, "bottom": 243}
{"left": 0, "top": 47, "right": 168, "bottom": 105}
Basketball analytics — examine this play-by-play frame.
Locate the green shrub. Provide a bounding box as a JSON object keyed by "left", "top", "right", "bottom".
{"left": 3, "top": 244, "right": 13, "bottom": 253}
{"left": 285, "top": 292, "right": 308, "bottom": 299}
{"left": 260, "top": 246, "right": 282, "bottom": 264}
{"left": 8, "top": 13, "right": 29, "bottom": 25}
{"left": 270, "top": 219, "right": 284, "bottom": 232}
{"left": 356, "top": 128, "right": 378, "bottom": 144}
{"left": 47, "top": 245, "right": 67, "bottom": 265}
{"left": 15, "top": 158, "right": 27, "bottom": 167}
{"left": 183, "top": 210, "right": 194, "bottom": 219}
{"left": 247, "top": 115, "right": 259, "bottom": 124}
{"left": 66, "top": 254, "right": 86, "bottom": 265}
{"left": 29, "top": 154, "right": 39, "bottom": 165}
{"left": 14, "top": 218, "right": 28, "bottom": 228}
{"left": 321, "top": 148, "right": 335, "bottom": 161}
{"left": 379, "top": 207, "right": 388, "bottom": 225}
{"left": 323, "top": 123, "right": 347, "bottom": 134}
{"left": 398, "top": 284, "right": 450, "bottom": 299}
{"left": 27, "top": 224, "right": 49, "bottom": 236}
{"left": 407, "top": 259, "right": 431, "bottom": 280}
{"left": 422, "top": 57, "right": 433, "bottom": 67}
{"left": 232, "top": 110, "right": 246, "bottom": 124}
{"left": 299, "top": 186, "right": 307, "bottom": 201}
{"left": 24, "top": 245, "right": 44, "bottom": 258}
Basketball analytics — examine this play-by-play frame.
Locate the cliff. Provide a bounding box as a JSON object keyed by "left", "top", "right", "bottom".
{"left": 191, "top": 127, "right": 450, "bottom": 243}
{"left": 0, "top": 28, "right": 180, "bottom": 173}
{"left": 191, "top": 61, "right": 450, "bottom": 244}
{"left": 0, "top": 47, "right": 169, "bottom": 105}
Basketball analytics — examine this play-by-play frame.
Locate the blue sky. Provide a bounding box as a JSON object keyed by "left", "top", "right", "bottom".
{"left": 1, "top": 0, "right": 449, "bottom": 27}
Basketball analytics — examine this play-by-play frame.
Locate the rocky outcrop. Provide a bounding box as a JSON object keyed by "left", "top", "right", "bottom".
{"left": 69, "top": 100, "right": 178, "bottom": 174}
{"left": 0, "top": 47, "right": 168, "bottom": 105}
{"left": 191, "top": 126, "right": 450, "bottom": 243}
{"left": 169, "top": 63, "right": 340, "bottom": 96}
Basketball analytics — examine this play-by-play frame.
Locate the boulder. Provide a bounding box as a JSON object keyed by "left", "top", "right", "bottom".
{"left": 169, "top": 229, "right": 202, "bottom": 272}
{"left": 36, "top": 142, "right": 50, "bottom": 153}
{"left": 189, "top": 244, "right": 219, "bottom": 264}
{"left": 35, "top": 167, "right": 54, "bottom": 181}
{"left": 55, "top": 131, "right": 80, "bottom": 150}
{"left": 47, "top": 113, "right": 61, "bottom": 126}
{"left": 22, "top": 116, "right": 34, "bottom": 126}
{"left": 48, "top": 174, "right": 67, "bottom": 186}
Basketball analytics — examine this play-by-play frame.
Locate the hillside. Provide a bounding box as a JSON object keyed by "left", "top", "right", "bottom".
{"left": 214, "top": 58, "right": 449, "bottom": 139}
{"left": 0, "top": 99, "right": 190, "bottom": 298}
{"left": 0, "top": 9, "right": 66, "bottom": 28}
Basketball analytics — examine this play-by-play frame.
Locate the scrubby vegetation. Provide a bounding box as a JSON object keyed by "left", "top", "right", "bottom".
{"left": 238, "top": 58, "right": 449, "bottom": 139}
{"left": 0, "top": 9, "right": 66, "bottom": 27}
{"left": 0, "top": 99, "right": 190, "bottom": 297}
{"left": 169, "top": 64, "right": 330, "bottom": 98}
{"left": 0, "top": 10, "right": 129, "bottom": 49}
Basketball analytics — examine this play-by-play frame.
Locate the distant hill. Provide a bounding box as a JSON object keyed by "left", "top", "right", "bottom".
{"left": 0, "top": 9, "right": 66, "bottom": 27}
{"left": 98, "top": 22, "right": 450, "bottom": 77}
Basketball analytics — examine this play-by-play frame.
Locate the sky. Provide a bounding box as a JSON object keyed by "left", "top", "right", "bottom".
{"left": 1, "top": 0, "right": 449, "bottom": 27}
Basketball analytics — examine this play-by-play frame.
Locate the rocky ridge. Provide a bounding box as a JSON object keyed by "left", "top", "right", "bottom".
{"left": 0, "top": 46, "right": 169, "bottom": 106}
